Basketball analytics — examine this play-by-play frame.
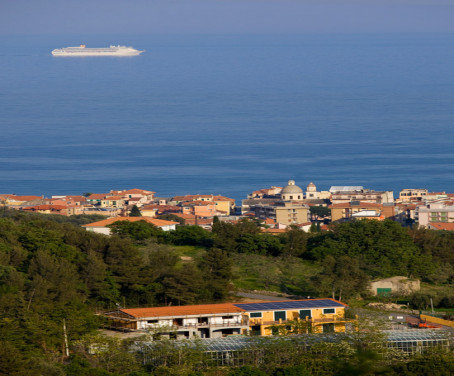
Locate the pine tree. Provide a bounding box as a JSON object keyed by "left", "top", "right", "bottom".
{"left": 129, "top": 205, "right": 142, "bottom": 217}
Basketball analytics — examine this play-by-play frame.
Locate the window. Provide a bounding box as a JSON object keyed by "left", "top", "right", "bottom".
{"left": 222, "top": 316, "right": 234, "bottom": 320}
{"left": 299, "top": 310, "right": 312, "bottom": 319}
{"left": 274, "top": 311, "right": 286, "bottom": 321}
{"left": 147, "top": 320, "right": 158, "bottom": 324}
{"left": 322, "top": 323, "right": 335, "bottom": 333}
{"left": 323, "top": 308, "right": 335, "bottom": 314}
{"left": 250, "top": 312, "right": 262, "bottom": 318}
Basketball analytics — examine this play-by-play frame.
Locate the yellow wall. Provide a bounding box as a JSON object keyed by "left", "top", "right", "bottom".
{"left": 245, "top": 307, "right": 346, "bottom": 336}
{"left": 275, "top": 207, "right": 309, "bottom": 224}
{"left": 214, "top": 200, "right": 232, "bottom": 215}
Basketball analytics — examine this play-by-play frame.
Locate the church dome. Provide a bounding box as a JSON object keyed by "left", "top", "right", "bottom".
{"left": 281, "top": 180, "right": 303, "bottom": 200}
{"left": 307, "top": 182, "right": 317, "bottom": 192}
{"left": 281, "top": 180, "right": 303, "bottom": 194}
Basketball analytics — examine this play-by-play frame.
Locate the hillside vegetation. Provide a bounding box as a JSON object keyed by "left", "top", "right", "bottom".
{"left": 1, "top": 207, "right": 454, "bottom": 374}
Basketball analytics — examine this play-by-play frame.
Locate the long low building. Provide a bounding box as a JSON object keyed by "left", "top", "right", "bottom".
{"left": 103, "top": 299, "right": 350, "bottom": 339}
{"left": 82, "top": 216, "right": 179, "bottom": 234}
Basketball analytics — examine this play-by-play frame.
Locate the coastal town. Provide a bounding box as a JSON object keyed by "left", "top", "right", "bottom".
{"left": 2, "top": 180, "right": 454, "bottom": 373}
{"left": 1, "top": 180, "right": 454, "bottom": 231}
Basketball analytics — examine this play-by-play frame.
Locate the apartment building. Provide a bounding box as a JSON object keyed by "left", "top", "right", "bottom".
{"left": 104, "top": 299, "right": 351, "bottom": 338}
{"left": 330, "top": 201, "right": 395, "bottom": 222}
{"left": 416, "top": 201, "right": 454, "bottom": 227}
{"left": 330, "top": 186, "right": 394, "bottom": 204}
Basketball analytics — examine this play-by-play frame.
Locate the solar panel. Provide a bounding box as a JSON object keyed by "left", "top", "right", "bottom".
{"left": 234, "top": 299, "right": 345, "bottom": 312}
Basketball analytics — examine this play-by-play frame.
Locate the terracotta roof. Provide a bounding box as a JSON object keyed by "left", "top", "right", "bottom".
{"left": 87, "top": 193, "right": 109, "bottom": 200}
{"left": 196, "top": 218, "right": 213, "bottom": 225}
{"left": 181, "top": 201, "right": 215, "bottom": 207}
{"left": 118, "top": 303, "right": 244, "bottom": 318}
{"left": 429, "top": 223, "right": 454, "bottom": 231}
{"left": 171, "top": 213, "right": 196, "bottom": 219}
{"left": 213, "top": 195, "right": 235, "bottom": 203}
{"left": 7, "top": 195, "right": 42, "bottom": 201}
{"left": 329, "top": 202, "right": 385, "bottom": 209}
{"left": 142, "top": 204, "right": 180, "bottom": 213}
{"left": 103, "top": 196, "right": 123, "bottom": 201}
{"left": 82, "top": 216, "right": 179, "bottom": 228}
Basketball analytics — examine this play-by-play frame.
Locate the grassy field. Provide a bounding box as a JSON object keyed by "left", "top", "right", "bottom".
{"left": 172, "top": 245, "right": 206, "bottom": 260}
{"left": 230, "top": 253, "right": 320, "bottom": 296}
{"left": 171, "top": 246, "right": 321, "bottom": 296}
{"left": 420, "top": 282, "right": 454, "bottom": 296}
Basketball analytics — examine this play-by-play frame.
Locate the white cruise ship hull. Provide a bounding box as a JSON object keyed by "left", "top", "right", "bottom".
{"left": 52, "top": 45, "right": 144, "bottom": 57}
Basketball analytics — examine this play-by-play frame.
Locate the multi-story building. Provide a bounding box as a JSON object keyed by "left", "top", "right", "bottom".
{"left": 248, "top": 180, "right": 310, "bottom": 225}
{"left": 103, "top": 299, "right": 351, "bottom": 338}
{"left": 330, "top": 186, "right": 394, "bottom": 204}
{"left": 397, "top": 189, "right": 428, "bottom": 203}
{"left": 253, "top": 201, "right": 310, "bottom": 225}
{"left": 416, "top": 201, "right": 454, "bottom": 228}
{"left": 330, "top": 201, "right": 395, "bottom": 222}
{"left": 236, "top": 299, "right": 350, "bottom": 335}
{"left": 104, "top": 303, "right": 248, "bottom": 339}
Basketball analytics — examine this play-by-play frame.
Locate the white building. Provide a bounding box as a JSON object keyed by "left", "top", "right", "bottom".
{"left": 82, "top": 216, "right": 178, "bottom": 235}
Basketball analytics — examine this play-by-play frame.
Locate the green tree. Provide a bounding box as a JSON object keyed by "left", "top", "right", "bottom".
{"left": 161, "top": 264, "right": 204, "bottom": 305}
{"left": 309, "top": 220, "right": 425, "bottom": 278}
{"left": 166, "top": 226, "right": 213, "bottom": 247}
{"left": 158, "top": 214, "right": 185, "bottom": 225}
{"left": 199, "top": 248, "right": 233, "bottom": 301}
{"left": 107, "top": 220, "right": 162, "bottom": 242}
{"left": 311, "top": 255, "right": 368, "bottom": 301}
{"left": 309, "top": 205, "right": 330, "bottom": 221}
{"left": 280, "top": 225, "right": 307, "bottom": 257}
{"left": 129, "top": 205, "right": 142, "bottom": 217}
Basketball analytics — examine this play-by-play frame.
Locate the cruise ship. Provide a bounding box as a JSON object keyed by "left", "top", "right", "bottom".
{"left": 51, "top": 45, "right": 144, "bottom": 57}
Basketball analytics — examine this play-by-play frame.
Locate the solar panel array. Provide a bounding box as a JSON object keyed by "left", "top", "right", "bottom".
{"left": 234, "top": 299, "right": 345, "bottom": 312}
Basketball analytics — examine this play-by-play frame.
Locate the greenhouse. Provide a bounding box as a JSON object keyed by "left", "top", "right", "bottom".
{"left": 137, "top": 329, "right": 452, "bottom": 367}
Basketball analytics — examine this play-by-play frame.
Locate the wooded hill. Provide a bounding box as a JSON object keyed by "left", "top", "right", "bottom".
{"left": 1, "top": 207, "right": 454, "bottom": 374}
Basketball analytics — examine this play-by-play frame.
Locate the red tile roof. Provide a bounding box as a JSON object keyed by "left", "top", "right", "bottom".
{"left": 118, "top": 303, "right": 244, "bottom": 318}
{"left": 142, "top": 204, "right": 180, "bottom": 213}
{"left": 82, "top": 216, "right": 179, "bottom": 228}
{"left": 329, "top": 202, "right": 385, "bottom": 209}
{"left": 87, "top": 193, "right": 109, "bottom": 200}
{"left": 429, "top": 223, "right": 454, "bottom": 231}
{"left": 213, "top": 195, "right": 235, "bottom": 203}
{"left": 103, "top": 196, "right": 123, "bottom": 201}
{"left": 7, "top": 195, "right": 42, "bottom": 201}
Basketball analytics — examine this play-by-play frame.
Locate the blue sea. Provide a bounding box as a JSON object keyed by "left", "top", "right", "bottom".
{"left": 1, "top": 33, "right": 454, "bottom": 201}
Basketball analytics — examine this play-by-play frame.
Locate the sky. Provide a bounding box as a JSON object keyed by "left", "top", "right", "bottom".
{"left": 1, "top": 0, "right": 454, "bottom": 36}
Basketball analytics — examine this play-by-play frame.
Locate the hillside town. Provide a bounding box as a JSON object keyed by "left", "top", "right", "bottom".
{"left": 2, "top": 181, "right": 454, "bottom": 374}
{"left": 2, "top": 180, "right": 454, "bottom": 231}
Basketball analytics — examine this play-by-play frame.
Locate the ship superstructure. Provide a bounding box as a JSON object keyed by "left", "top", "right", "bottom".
{"left": 51, "top": 45, "right": 144, "bottom": 57}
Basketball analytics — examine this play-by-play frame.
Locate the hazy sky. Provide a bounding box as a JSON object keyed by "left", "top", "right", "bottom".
{"left": 1, "top": 0, "right": 454, "bottom": 35}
